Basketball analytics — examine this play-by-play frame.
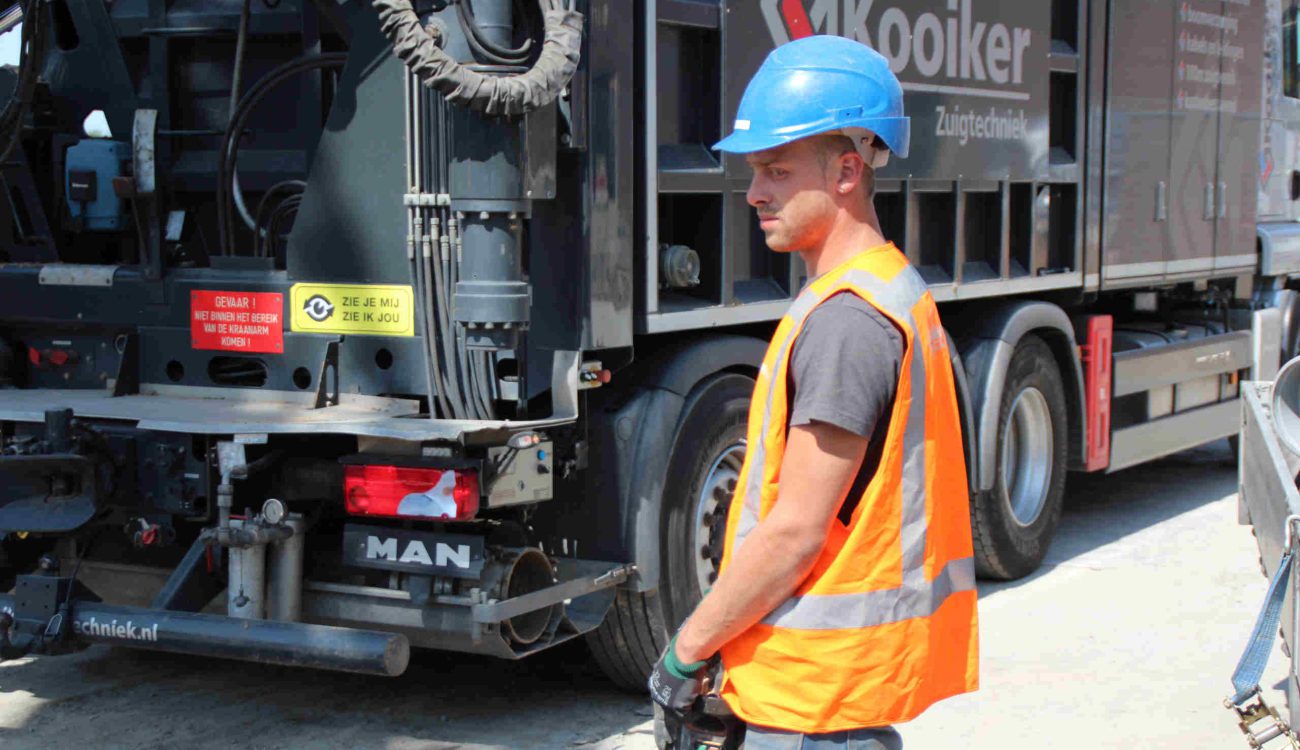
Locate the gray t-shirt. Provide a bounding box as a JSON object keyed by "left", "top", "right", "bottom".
{"left": 788, "top": 291, "right": 904, "bottom": 524}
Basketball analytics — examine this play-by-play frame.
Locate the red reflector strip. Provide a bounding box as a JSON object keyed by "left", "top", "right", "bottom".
{"left": 1081, "top": 316, "right": 1113, "bottom": 472}
{"left": 344, "top": 464, "right": 479, "bottom": 521}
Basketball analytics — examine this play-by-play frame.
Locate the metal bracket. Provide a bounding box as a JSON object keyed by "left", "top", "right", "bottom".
{"left": 111, "top": 333, "right": 140, "bottom": 397}
{"left": 131, "top": 109, "right": 163, "bottom": 282}
{"left": 1227, "top": 688, "right": 1300, "bottom": 748}
{"left": 314, "top": 340, "right": 341, "bottom": 409}
{"left": 471, "top": 563, "right": 633, "bottom": 624}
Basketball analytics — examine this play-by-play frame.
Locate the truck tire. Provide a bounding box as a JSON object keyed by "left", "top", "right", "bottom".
{"left": 971, "top": 335, "right": 1068, "bottom": 580}
{"left": 587, "top": 373, "right": 752, "bottom": 691}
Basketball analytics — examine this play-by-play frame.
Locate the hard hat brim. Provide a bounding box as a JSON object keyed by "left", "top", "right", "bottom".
{"left": 715, "top": 118, "right": 909, "bottom": 159}
{"left": 712, "top": 129, "right": 793, "bottom": 155}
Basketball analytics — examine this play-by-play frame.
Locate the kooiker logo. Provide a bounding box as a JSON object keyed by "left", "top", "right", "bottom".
{"left": 761, "top": 0, "right": 1034, "bottom": 101}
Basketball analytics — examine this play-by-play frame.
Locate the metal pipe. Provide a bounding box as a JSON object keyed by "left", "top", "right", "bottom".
{"left": 0, "top": 595, "right": 409, "bottom": 676}
{"left": 266, "top": 515, "right": 306, "bottom": 622}
{"left": 227, "top": 519, "right": 266, "bottom": 619}
{"left": 471, "top": 0, "right": 513, "bottom": 49}
{"left": 216, "top": 483, "right": 233, "bottom": 530}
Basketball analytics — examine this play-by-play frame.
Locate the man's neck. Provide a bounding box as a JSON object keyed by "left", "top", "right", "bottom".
{"left": 800, "top": 209, "right": 888, "bottom": 278}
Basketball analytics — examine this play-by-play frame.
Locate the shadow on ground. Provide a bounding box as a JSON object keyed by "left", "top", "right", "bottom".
{"left": 978, "top": 439, "right": 1238, "bottom": 599}
{"left": 0, "top": 637, "right": 651, "bottom": 749}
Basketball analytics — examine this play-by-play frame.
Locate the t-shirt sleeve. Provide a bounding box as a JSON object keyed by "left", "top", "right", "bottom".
{"left": 788, "top": 294, "right": 904, "bottom": 438}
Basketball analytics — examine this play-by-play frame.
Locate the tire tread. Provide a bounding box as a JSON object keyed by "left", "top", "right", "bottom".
{"left": 970, "top": 334, "right": 1069, "bottom": 580}
{"left": 586, "top": 374, "right": 753, "bottom": 692}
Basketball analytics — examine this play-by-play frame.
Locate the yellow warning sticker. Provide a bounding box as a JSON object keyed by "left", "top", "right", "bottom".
{"left": 289, "top": 283, "right": 416, "bottom": 337}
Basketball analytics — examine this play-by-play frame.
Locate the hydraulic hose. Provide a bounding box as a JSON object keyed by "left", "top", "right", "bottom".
{"left": 217, "top": 53, "right": 346, "bottom": 256}
{"left": 457, "top": 0, "right": 532, "bottom": 66}
{"left": 228, "top": 0, "right": 258, "bottom": 233}
{"left": 252, "top": 180, "right": 306, "bottom": 258}
{"left": 372, "top": 0, "right": 582, "bottom": 116}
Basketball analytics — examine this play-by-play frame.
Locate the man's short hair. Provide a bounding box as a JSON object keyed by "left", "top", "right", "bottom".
{"left": 814, "top": 134, "right": 876, "bottom": 198}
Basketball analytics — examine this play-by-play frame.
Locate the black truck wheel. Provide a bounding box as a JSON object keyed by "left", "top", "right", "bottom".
{"left": 971, "top": 335, "right": 1068, "bottom": 580}
{"left": 587, "top": 373, "right": 753, "bottom": 691}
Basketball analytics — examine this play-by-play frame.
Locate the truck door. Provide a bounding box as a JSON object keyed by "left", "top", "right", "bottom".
{"left": 1103, "top": 0, "right": 1176, "bottom": 282}
{"left": 1216, "top": 0, "right": 1266, "bottom": 274}
{"left": 1168, "top": 0, "right": 1227, "bottom": 279}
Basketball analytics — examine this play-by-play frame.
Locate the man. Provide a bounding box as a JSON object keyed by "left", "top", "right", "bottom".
{"left": 647, "top": 36, "right": 979, "bottom": 749}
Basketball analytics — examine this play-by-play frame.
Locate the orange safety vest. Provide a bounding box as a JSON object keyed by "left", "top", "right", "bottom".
{"left": 718, "top": 244, "right": 979, "bottom": 733}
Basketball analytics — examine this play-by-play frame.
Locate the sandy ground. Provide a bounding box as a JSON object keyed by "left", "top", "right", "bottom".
{"left": 0, "top": 441, "right": 1281, "bottom": 749}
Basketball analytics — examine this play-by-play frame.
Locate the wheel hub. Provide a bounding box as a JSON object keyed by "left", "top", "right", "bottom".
{"left": 1001, "top": 386, "right": 1053, "bottom": 527}
{"left": 692, "top": 442, "right": 745, "bottom": 594}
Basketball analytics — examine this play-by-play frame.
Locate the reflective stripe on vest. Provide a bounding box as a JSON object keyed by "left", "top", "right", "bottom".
{"left": 731, "top": 263, "right": 975, "bottom": 631}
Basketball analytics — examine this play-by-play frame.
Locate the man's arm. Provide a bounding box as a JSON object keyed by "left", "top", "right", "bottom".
{"left": 672, "top": 421, "right": 869, "bottom": 664}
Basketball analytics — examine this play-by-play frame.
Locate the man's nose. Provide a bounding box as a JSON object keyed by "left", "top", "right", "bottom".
{"left": 746, "top": 176, "right": 768, "bottom": 209}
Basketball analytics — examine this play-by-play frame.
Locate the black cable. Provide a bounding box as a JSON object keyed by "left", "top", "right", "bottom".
{"left": 265, "top": 195, "right": 302, "bottom": 261}
{"left": 58, "top": 527, "right": 104, "bottom": 634}
{"left": 217, "top": 54, "right": 346, "bottom": 256}
{"left": 252, "top": 180, "right": 306, "bottom": 257}
{"left": 227, "top": 0, "right": 258, "bottom": 232}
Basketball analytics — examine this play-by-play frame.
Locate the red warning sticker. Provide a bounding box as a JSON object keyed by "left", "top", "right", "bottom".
{"left": 190, "top": 290, "right": 284, "bottom": 354}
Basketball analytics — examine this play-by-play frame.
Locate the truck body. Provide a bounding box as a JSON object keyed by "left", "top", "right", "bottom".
{"left": 0, "top": 0, "right": 1292, "bottom": 686}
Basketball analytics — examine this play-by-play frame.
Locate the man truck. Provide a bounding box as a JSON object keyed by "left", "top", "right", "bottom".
{"left": 0, "top": 0, "right": 1292, "bottom": 689}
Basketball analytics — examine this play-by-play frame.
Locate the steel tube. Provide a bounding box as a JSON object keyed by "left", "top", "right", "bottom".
{"left": 472, "top": 0, "right": 512, "bottom": 48}
{"left": 0, "top": 595, "right": 409, "bottom": 676}
{"left": 227, "top": 519, "right": 266, "bottom": 619}
{"left": 266, "top": 515, "right": 306, "bottom": 622}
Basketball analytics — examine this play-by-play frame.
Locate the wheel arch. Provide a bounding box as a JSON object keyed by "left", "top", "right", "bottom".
{"left": 953, "top": 301, "right": 1086, "bottom": 493}
{"left": 946, "top": 330, "right": 978, "bottom": 495}
{"left": 588, "top": 334, "right": 766, "bottom": 593}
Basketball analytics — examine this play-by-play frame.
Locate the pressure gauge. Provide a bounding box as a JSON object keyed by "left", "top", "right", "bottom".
{"left": 261, "top": 497, "right": 287, "bottom": 525}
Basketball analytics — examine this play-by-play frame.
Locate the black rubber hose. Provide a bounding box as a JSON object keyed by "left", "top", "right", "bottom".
{"left": 217, "top": 54, "right": 346, "bottom": 256}
{"left": 228, "top": 0, "right": 258, "bottom": 232}
{"left": 268, "top": 195, "right": 302, "bottom": 250}
{"left": 461, "top": 19, "right": 528, "bottom": 67}
{"left": 252, "top": 180, "right": 306, "bottom": 257}
{"left": 372, "top": 0, "right": 582, "bottom": 116}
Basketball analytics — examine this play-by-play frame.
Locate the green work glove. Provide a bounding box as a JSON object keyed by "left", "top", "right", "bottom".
{"left": 648, "top": 633, "right": 711, "bottom": 713}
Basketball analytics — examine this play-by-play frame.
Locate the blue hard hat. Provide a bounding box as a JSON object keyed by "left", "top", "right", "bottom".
{"left": 714, "top": 35, "right": 909, "bottom": 159}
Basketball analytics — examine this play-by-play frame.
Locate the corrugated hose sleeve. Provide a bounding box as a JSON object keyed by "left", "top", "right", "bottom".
{"left": 372, "top": 0, "right": 583, "bottom": 117}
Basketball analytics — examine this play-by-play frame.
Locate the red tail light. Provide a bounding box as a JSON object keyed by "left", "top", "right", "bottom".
{"left": 344, "top": 465, "right": 480, "bottom": 521}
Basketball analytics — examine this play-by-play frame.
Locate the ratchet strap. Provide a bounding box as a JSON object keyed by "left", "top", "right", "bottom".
{"left": 1226, "top": 515, "right": 1300, "bottom": 748}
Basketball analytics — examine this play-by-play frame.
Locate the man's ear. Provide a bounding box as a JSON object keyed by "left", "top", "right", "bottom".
{"left": 836, "top": 151, "right": 866, "bottom": 196}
